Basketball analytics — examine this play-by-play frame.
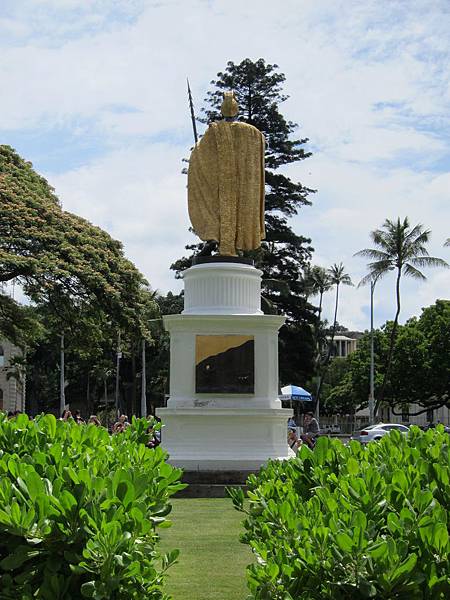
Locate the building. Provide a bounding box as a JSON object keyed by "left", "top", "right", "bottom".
{"left": 331, "top": 334, "right": 358, "bottom": 358}
{"left": 327, "top": 331, "right": 364, "bottom": 358}
{"left": 380, "top": 403, "right": 450, "bottom": 428}
{"left": 0, "top": 340, "right": 25, "bottom": 413}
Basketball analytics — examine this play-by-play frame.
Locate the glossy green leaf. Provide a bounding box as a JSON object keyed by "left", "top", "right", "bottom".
{"left": 335, "top": 532, "right": 353, "bottom": 553}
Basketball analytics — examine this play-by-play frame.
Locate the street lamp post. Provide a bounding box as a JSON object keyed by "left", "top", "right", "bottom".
{"left": 368, "top": 279, "right": 377, "bottom": 425}
{"left": 60, "top": 333, "right": 65, "bottom": 416}
{"left": 114, "top": 331, "right": 122, "bottom": 418}
{"left": 140, "top": 339, "right": 146, "bottom": 418}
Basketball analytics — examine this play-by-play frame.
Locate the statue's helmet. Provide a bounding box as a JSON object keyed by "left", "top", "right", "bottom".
{"left": 221, "top": 91, "right": 239, "bottom": 118}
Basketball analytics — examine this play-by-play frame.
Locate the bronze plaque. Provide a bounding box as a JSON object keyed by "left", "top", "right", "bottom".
{"left": 195, "top": 335, "right": 254, "bottom": 394}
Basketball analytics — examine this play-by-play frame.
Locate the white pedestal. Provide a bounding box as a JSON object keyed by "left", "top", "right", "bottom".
{"left": 183, "top": 261, "right": 263, "bottom": 315}
{"left": 157, "top": 261, "right": 292, "bottom": 471}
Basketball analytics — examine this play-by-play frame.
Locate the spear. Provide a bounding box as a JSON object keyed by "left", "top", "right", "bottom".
{"left": 187, "top": 77, "right": 198, "bottom": 144}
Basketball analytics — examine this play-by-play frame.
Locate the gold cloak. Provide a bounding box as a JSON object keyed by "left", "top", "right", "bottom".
{"left": 187, "top": 120, "right": 265, "bottom": 256}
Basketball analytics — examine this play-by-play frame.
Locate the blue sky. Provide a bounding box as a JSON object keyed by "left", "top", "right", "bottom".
{"left": 1, "top": 0, "right": 449, "bottom": 330}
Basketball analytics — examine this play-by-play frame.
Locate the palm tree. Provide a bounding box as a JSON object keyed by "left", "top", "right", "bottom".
{"left": 305, "top": 266, "right": 332, "bottom": 411}
{"left": 309, "top": 266, "right": 333, "bottom": 320}
{"left": 315, "top": 263, "right": 353, "bottom": 412}
{"left": 327, "top": 263, "right": 353, "bottom": 355}
{"left": 355, "top": 217, "right": 449, "bottom": 411}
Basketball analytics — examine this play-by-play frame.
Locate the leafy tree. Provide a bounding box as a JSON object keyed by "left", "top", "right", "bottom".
{"left": 173, "top": 59, "right": 317, "bottom": 383}
{"left": 388, "top": 319, "right": 429, "bottom": 410}
{"left": 355, "top": 217, "right": 448, "bottom": 411}
{"left": 0, "top": 145, "right": 154, "bottom": 340}
{"left": 316, "top": 326, "right": 387, "bottom": 416}
{"left": 25, "top": 301, "right": 113, "bottom": 415}
{"left": 416, "top": 299, "right": 450, "bottom": 410}
{"left": 318, "top": 357, "right": 354, "bottom": 415}
{"left": 144, "top": 292, "right": 184, "bottom": 412}
{"left": 156, "top": 291, "right": 184, "bottom": 316}
{"left": 24, "top": 287, "right": 159, "bottom": 416}
{"left": 342, "top": 328, "right": 387, "bottom": 412}
{"left": 0, "top": 145, "right": 159, "bottom": 415}
{"left": 0, "top": 294, "right": 43, "bottom": 348}
{"left": 389, "top": 300, "right": 450, "bottom": 414}
{"left": 322, "top": 302, "right": 450, "bottom": 417}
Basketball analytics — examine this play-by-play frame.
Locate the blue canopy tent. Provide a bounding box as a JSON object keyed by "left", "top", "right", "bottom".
{"left": 279, "top": 385, "right": 313, "bottom": 402}
{"left": 281, "top": 385, "right": 313, "bottom": 429}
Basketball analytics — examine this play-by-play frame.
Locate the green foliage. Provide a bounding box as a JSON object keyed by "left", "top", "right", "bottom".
{"left": 143, "top": 293, "right": 184, "bottom": 409}
{"left": 0, "top": 295, "right": 44, "bottom": 348}
{"left": 321, "top": 301, "right": 450, "bottom": 416}
{"left": 0, "top": 144, "right": 156, "bottom": 342}
{"left": 413, "top": 300, "right": 450, "bottom": 408}
{"left": 387, "top": 301, "right": 450, "bottom": 413}
{"left": 320, "top": 331, "right": 386, "bottom": 415}
{"left": 25, "top": 296, "right": 156, "bottom": 415}
{"left": 229, "top": 428, "right": 450, "bottom": 599}
{"left": 0, "top": 413, "right": 185, "bottom": 599}
{"left": 319, "top": 357, "right": 356, "bottom": 415}
{"left": 0, "top": 145, "right": 162, "bottom": 413}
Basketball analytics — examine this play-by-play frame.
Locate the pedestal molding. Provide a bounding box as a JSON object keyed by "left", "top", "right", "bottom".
{"left": 183, "top": 262, "right": 263, "bottom": 315}
{"left": 164, "top": 313, "right": 285, "bottom": 332}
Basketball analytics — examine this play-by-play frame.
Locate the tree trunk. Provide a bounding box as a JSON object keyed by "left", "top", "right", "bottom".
{"left": 314, "top": 291, "right": 325, "bottom": 418}
{"left": 316, "top": 284, "right": 340, "bottom": 409}
{"left": 331, "top": 285, "right": 340, "bottom": 341}
{"left": 376, "top": 268, "right": 402, "bottom": 412}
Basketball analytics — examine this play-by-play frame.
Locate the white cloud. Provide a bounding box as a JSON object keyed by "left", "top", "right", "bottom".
{"left": 49, "top": 143, "right": 192, "bottom": 293}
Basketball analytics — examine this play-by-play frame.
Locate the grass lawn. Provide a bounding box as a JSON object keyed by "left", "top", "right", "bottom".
{"left": 160, "top": 497, "right": 252, "bottom": 600}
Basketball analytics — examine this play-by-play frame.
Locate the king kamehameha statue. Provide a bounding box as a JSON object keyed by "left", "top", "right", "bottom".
{"left": 187, "top": 91, "right": 265, "bottom": 256}
{"left": 156, "top": 88, "right": 291, "bottom": 479}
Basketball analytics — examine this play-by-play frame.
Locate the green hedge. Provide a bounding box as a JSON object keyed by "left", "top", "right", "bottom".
{"left": 0, "top": 413, "right": 184, "bottom": 599}
{"left": 229, "top": 427, "right": 450, "bottom": 599}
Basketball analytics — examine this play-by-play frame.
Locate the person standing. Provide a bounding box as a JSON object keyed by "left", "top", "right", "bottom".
{"left": 301, "top": 412, "right": 319, "bottom": 448}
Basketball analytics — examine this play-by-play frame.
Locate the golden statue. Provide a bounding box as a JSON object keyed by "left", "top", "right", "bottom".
{"left": 188, "top": 91, "right": 265, "bottom": 256}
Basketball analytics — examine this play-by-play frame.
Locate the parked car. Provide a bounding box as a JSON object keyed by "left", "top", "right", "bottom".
{"left": 353, "top": 423, "right": 409, "bottom": 444}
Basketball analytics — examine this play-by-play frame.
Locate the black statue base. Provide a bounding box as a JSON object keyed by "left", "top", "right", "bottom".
{"left": 192, "top": 255, "right": 254, "bottom": 266}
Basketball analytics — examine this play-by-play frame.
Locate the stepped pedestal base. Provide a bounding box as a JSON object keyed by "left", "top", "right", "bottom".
{"left": 156, "top": 261, "right": 292, "bottom": 472}
{"left": 157, "top": 407, "right": 293, "bottom": 471}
